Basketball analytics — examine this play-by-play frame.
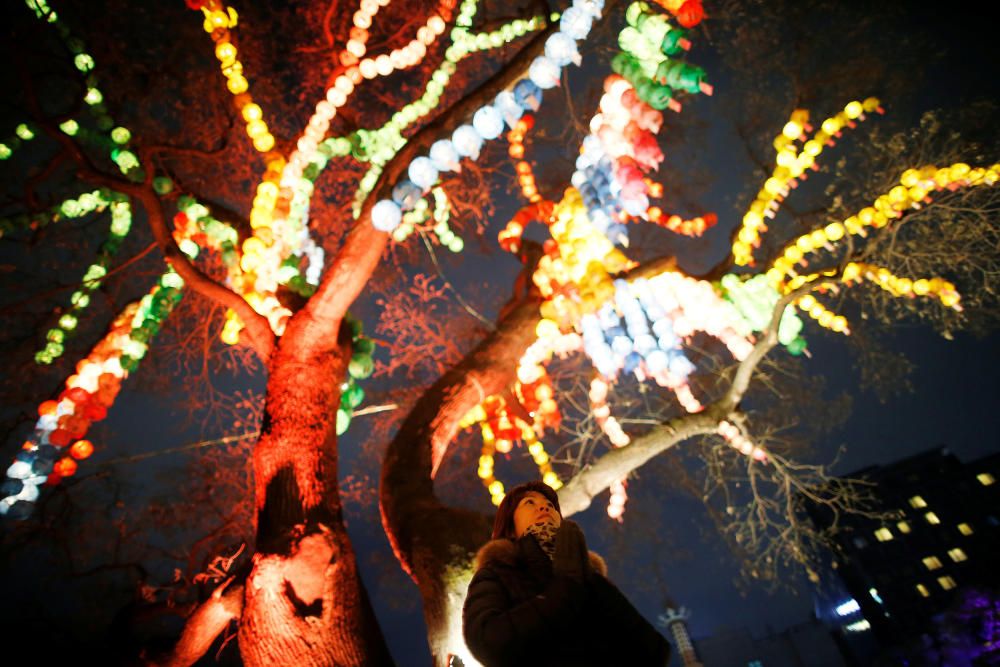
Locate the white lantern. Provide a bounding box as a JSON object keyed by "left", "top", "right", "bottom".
{"left": 408, "top": 156, "right": 439, "bottom": 189}
{"left": 15, "top": 480, "right": 39, "bottom": 503}
{"left": 528, "top": 56, "right": 561, "bottom": 90}
{"left": 645, "top": 349, "right": 669, "bottom": 373}
{"left": 559, "top": 6, "right": 593, "bottom": 40}
{"left": 429, "top": 140, "right": 461, "bottom": 172}
{"left": 494, "top": 90, "right": 523, "bottom": 129}
{"left": 371, "top": 199, "right": 402, "bottom": 232}
{"left": 451, "top": 125, "right": 483, "bottom": 159}
{"left": 6, "top": 461, "right": 31, "bottom": 480}
{"left": 472, "top": 106, "right": 504, "bottom": 140}
{"left": 545, "top": 32, "right": 581, "bottom": 67}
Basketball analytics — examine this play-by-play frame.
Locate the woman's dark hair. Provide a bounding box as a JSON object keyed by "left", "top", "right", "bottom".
{"left": 491, "top": 481, "right": 561, "bottom": 540}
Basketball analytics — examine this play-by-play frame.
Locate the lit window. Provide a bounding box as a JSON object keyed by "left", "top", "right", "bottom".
{"left": 836, "top": 599, "right": 861, "bottom": 616}
{"left": 896, "top": 521, "right": 911, "bottom": 534}
{"left": 922, "top": 556, "right": 943, "bottom": 570}
{"left": 958, "top": 523, "right": 974, "bottom": 536}
{"left": 845, "top": 619, "right": 871, "bottom": 632}
{"left": 947, "top": 548, "right": 967, "bottom": 562}
{"left": 925, "top": 512, "right": 941, "bottom": 525}
{"left": 978, "top": 472, "right": 996, "bottom": 486}
{"left": 909, "top": 495, "right": 928, "bottom": 508}
{"left": 874, "top": 527, "right": 893, "bottom": 542}
{"left": 748, "top": 661, "right": 763, "bottom": 667}
{"left": 938, "top": 576, "right": 957, "bottom": 591}
{"left": 916, "top": 583, "right": 930, "bottom": 598}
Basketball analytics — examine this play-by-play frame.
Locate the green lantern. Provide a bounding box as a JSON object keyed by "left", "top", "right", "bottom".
{"left": 348, "top": 355, "right": 374, "bottom": 380}
{"left": 343, "top": 384, "right": 365, "bottom": 409}
{"left": 786, "top": 337, "right": 808, "bottom": 356}
{"left": 336, "top": 408, "right": 352, "bottom": 435}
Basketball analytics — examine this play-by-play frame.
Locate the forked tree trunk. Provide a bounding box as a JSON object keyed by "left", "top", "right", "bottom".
{"left": 381, "top": 295, "right": 541, "bottom": 665}
{"left": 238, "top": 317, "right": 394, "bottom": 667}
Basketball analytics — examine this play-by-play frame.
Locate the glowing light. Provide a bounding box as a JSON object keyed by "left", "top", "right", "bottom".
{"left": 835, "top": 599, "right": 861, "bottom": 616}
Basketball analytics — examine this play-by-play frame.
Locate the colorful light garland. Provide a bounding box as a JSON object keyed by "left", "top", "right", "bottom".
{"left": 732, "top": 98, "right": 884, "bottom": 267}
{"left": 760, "top": 160, "right": 998, "bottom": 335}
{"left": 36, "top": 195, "right": 133, "bottom": 364}
{"left": 2, "top": 270, "right": 185, "bottom": 519}
{"left": 368, "top": 0, "right": 605, "bottom": 234}
{"left": 469, "top": 0, "right": 720, "bottom": 513}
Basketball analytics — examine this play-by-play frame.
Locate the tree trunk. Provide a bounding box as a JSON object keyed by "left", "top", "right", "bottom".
{"left": 238, "top": 318, "right": 394, "bottom": 667}
{"left": 381, "top": 295, "right": 541, "bottom": 665}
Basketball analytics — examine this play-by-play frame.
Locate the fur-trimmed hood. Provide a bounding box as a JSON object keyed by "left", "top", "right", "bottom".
{"left": 474, "top": 537, "right": 608, "bottom": 578}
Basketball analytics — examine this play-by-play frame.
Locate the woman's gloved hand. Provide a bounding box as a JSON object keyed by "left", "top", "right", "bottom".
{"left": 552, "top": 519, "right": 590, "bottom": 579}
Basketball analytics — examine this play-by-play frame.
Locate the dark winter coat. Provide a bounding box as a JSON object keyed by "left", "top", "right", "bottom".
{"left": 462, "top": 534, "right": 671, "bottom": 667}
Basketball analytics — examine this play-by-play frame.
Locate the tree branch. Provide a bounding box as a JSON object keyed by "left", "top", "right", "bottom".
{"left": 148, "top": 579, "right": 244, "bottom": 667}
{"left": 293, "top": 12, "right": 565, "bottom": 351}
{"left": 559, "top": 280, "right": 831, "bottom": 516}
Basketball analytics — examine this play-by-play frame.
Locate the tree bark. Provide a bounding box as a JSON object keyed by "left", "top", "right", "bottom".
{"left": 237, "top": 315, "right": 394, "bottom": 667}
{"left": 380, "top": 295, "right": 541, "bottom": 665}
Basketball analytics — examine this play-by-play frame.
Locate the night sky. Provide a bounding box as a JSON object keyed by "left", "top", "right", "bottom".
{"left": 1, "top": 1, "right": 998, "bottom": 665}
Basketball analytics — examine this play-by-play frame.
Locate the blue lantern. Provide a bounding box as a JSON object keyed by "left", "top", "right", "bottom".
{"left": 513, "top": 79, "right": 543, "bottom": 112}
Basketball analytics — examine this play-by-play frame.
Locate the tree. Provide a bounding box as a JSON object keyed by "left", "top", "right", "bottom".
{"left": 1, "top": 0, "right": 997, "bottom": 665}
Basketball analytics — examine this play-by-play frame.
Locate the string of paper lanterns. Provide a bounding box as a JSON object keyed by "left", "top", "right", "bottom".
{"left": 2, "top": 270, "right": 185, "bottom": 519}
{"left": 36, "top": 195, "right": 133, "bottom": 364}
{"left": 572, "top": 1, "right": 714, "bottom": 248}
{"left": 763, "top": 160, "right": 998, "bottom": 336}
{"left": 475, "top": 0, "right": 721, "bottom": 511}
{"left": 732, "top": 99, "right": 883, "bottom": 267}
{"left": 369, "top": 0, "right": 606, "bottom": 233}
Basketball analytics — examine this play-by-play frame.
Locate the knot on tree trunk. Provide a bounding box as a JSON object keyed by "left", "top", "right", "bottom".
{"left": 249, "top": 523, "right": 338, "bottom": 617}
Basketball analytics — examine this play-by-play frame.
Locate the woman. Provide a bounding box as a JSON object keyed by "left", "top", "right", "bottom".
{"left": 462, "top": 481, "right": 671, "bottom": 666}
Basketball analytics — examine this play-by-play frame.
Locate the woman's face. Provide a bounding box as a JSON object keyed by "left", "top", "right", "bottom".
{"left": 512, "top": 491, "right": 561, "bottom": 538}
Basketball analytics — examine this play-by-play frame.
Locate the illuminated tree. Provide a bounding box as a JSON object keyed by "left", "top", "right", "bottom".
{"left": 1, "top": 0, "right": 997, "bottom": 666}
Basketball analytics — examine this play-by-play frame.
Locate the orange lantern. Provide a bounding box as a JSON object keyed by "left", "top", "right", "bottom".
{"left": 70, "top": 439, "right": 94, "bottom": 460}
{"left": 54, "top": 457, "right": 78, "bottom": 477}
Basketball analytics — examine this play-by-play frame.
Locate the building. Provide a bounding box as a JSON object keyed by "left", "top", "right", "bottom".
{"left": 807, "top": 448, "right": 1000, "bottom": 658}
{"left": 693, "top": 619, "right": 848, "bottom": 667}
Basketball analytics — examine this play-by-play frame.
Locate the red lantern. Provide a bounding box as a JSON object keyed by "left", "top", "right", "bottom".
{"left": 38, "top": 400, "right": 58, "bottom": 416}
{"left": 54, "top": 457, "right": 78, "bottom": 477}
{"left": 45, "top": 471, "right": 63, "bottom": 486}
{"left": 70, "top": 440, "right": 94, "bottom": 460}
{"left": 83, "top": 402, "right": 107, "bottom": 421}
{"left": 65, "top": 386, "right": 91, "bottom": 405}
{"left": 49, "top": 429, "right": 72, "bottom": 447}
{"left": 675, "top": 0, "right": 704, "bottom": 28}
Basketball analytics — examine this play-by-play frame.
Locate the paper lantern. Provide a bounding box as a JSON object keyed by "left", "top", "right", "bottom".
{"left": 408, "top": 156, "right": 439, "bottom": 189}
{"left": 494, "top": 90, "right": 524, "bottom": 129}
{"left": 336, "top": 408, "right": 351, "bottom": 435}
{"left": 70, "top": 439, "right": 94, "bottom": 460}
{"left": 392, "top": 180, "right": 424, "bottom": 211}
{"left": 560, "top": 6, "right": 593, "bottom": 39}
{"left": 371, "top": 199, "right": 402, "bottom": 232}
{"left": 54, "top": 457, "right": 77, "bottom": 477}
{"left": 429, "top": 139, "right": 461, "bottom": 172}
{"left": 472, "top": 106, "right": 504, "bottom": 140}
{"left": 545, "top": 31, "right": 581, "bottom": 67}
{"left": 674, "top": 0, "right": 704, "bottom": 27}
{"left": 513, "top": 79, "right": 543, "bottom": 112}
{"left": 528, "top": 56, "right": 561, "bottom": 89}
{"left": 452, "top": 125, "right": 483, "bottom": 159}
